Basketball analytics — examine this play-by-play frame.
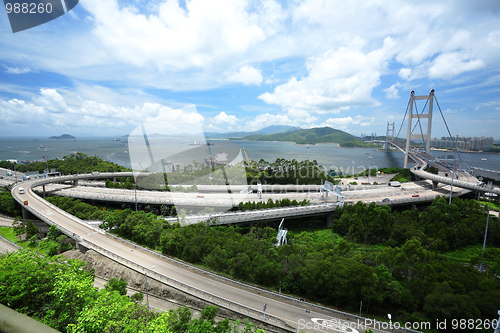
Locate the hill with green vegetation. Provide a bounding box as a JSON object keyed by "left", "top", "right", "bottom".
{"left": 239, "top": 127, "right": 357, "bottom": 145}
{"left": 205, "top": 125, "right": 301, "bottom": 139}
{"left": 340, "top": 139, "right": 382, "bottom": 148}
{"left": 49, "top": 134, "right": 75, "bottom": 139}
{"left": 0, "top": 153, "right": 128, "bottom": 175}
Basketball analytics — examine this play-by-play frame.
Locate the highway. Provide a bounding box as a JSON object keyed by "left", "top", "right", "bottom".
{"left": 12, "top": 180, "right": 418, "bottom": 333}
{"left": 7, "top": 150, "right": 487, "bottom": 333}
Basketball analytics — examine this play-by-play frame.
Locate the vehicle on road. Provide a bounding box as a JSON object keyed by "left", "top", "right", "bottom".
{"left": 0, "top": 176, "right": 3, "bottom": 179}
{"left": 381, "top": 198, "right": 390, "bottom": 202}
{"left": 196, "top": 195, "right": 204, "bottom": 198}
{"left": 412, "top": 194, "right": 419, "bottom": 197}
{"left": 6, "top": 171, "right": 11, "bottom": 176}
{"left": 18, "top": 187, "right": 25, "bottom": 194}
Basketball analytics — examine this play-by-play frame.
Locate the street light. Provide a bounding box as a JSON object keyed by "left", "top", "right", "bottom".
{"left": 480, "top": 192, "right": 498, "bottom": 273}
{"left": 449, "top": 134, "right": 459, "bottom": 205}
{"left": 388, "top": 314, "right": 394, "bottom": 333}
{"left": 478, "top": 158, "right": 487, "bottom": 201}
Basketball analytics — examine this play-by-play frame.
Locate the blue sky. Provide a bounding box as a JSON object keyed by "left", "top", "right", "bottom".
{"left": 0, "top": 0, "right": 499, "bottom": 139}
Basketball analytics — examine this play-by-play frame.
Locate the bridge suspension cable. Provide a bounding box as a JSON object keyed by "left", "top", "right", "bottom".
{"left": 434, "top": 95, "right": 462, "bottom": 165}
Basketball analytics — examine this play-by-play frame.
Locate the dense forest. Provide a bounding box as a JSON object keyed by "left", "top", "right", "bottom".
{"left": 0, "top": 153, "right": 127, "bottom": 175}
{"left": 0, "top": 187, "right": 21, "bottom": 217}
{"left": 93, "top": 196, "right": 500, "bottom": 331}
{"left": 0, "top": 250, "right": 266, "bottom": 333}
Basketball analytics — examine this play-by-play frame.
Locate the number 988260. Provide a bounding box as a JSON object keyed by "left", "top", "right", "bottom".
{"left": 5, "top": 2, "right": 53, "bottom": 14}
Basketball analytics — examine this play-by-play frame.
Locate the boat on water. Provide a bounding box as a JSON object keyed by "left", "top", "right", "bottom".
{"left": 39, "top": 145, "right": 44, "bottom": 149}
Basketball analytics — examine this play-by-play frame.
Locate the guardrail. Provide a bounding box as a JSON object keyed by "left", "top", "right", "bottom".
{"left": 0, "top": 235, "right": 20, "bottom": 250}
{"left": 81, "top": 238, "right": 293, "bottom": 331}
{"left": 102, "top": 231, "right": 422, "bottom": 333}
{"left": 164, "top": 203, "right": 337, "bottom": 225}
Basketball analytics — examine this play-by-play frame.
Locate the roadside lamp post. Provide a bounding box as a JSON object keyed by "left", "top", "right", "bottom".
{"left": 133, "top": 171, "right": 138, "bottom": 212}
{"left": 480, "top": 192, "right": 498, "bottom": 272}
{"left": 449, "top": 134, "right": 459, "bottom": 205}
{"left": 478, "top": 158, "right": 487, "bottom": 201}
{"left": 388, "top": 314, "right": 394, "bottom": 333}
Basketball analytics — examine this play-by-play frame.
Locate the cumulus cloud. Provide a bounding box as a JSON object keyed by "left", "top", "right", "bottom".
{"left": 398, "top": 68, "right": 412, "bottom": 80}
{"left": 245, "top": 113, "right": 293, "bottom": 131}
{"left": 322, "top": 115, "right": 375, "bottom": 131}
{"left": 214, "top": 111, "right": 238, "bottom": 124}
{"left": 0, "top": 88, "right": 202, "bottom": 135}
{"left": 80, "top": 0, "right": 274, "bottom": 71}
{"left": 428, "top": 52, "right": 485, "bottom": 80}
{"left": 383, "top": 83, "right": 401, "bottom": 99}
{"left": 227, "top": 65, "right": 263, "bottom": 85}
{"left": 259, "top": 37, "right": 396, "bottom": 116}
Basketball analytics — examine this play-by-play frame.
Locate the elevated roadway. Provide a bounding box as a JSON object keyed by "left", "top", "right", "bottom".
{"left": 11, "top": 176, "right": 424, "bottom": 333}
{"left": 388, "top": 142, "right": 500, "bottom": 196}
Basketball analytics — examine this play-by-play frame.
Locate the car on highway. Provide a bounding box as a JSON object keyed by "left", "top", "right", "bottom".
{"left": 18, "top": 187, "right": 25, "bottom": 194}
{"left": 196, "top": 195, "right": 204, "bottom": 198}
{"left": 0, "top": 176, "right": 3, "bottom": 179}
{"left": 412, "top": 194, "right": 419, "bottom": 197}
{"left": 382, "top": 198, "right": 390, "bottom": 202}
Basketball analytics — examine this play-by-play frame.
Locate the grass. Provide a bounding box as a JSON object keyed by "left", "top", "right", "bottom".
{"left": 479, "top": 200, "right": 499, "bottom": 211}
{"left": 0, "top": 227, "right": 34, "bottom": 250}
{"left": 0, "top": 227, "right": 58, "bottom": 256}
{"left": 442, "top": 244, "right": 492, "bottom": 263}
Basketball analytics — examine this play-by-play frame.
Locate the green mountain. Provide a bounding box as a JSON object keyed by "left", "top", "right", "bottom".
{"left": 239, "top": 127, "right": 358, "bottom": 145}
{"left": 204, "top": 125, "right": 301, "bottom": 139}
{"left": 49, "top": 134, "right": 76, "bottom": 140}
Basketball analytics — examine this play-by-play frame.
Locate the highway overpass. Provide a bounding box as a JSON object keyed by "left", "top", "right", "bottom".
{"left": 11, "top": 174, "right": 428, "bottom": 333}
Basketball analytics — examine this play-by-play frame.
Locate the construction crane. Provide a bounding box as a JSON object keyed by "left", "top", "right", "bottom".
{"left": 242, "top": 147, "right": 252, "bottom": 165}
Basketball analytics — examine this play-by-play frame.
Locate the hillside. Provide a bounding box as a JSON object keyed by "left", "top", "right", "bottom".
{"left": 238, "top": 127, "right": 357, "bottom": 145}
{"left": 49, "top": 134, "right": 75, "bottom": 140}
{"left": 205, "top": 125, "right": 300, "bottom": 139}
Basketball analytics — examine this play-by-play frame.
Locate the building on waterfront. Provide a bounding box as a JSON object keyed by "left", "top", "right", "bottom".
{"left": 430, "top": 136, "right": 494, "bottom": 151}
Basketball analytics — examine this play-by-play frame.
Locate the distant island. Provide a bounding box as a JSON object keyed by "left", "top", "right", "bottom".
{"left": 49, "top": 134, "right": 76, "bottom": 140}
{"left": 236, "top": 126, "right": 382, "bottom": 147}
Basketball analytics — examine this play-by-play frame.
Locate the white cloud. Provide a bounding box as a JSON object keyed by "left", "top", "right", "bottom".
{"left": 214, "top": 111, "right": 238, "bottom": 125}
{"left": 3, "top": 65, "right": 33, "bottom": 74}
{"left": 322, "top": 115, "right": 374, "bottom": 131}
{"left": 259, "top": 37, "right": 396, "bottom": 115}
{"left": 245, "top": 113, "right": 293, "bottom": 131}
{"left": 227, "top": 65, "right": 263, "bottom": 85}
{"left": 398, "top": 68, "right": 412, "bottom": 80}
{"left": 383, "top": 84, "right": 400, "bottom": 99}
{"left": 428, "top": 52, "right": 485, "bottom": 80}
{"left": 81, "top": 0, "right": 270, "bottom": 71}
{"left": 0, "top": 88, "right": 202, "bottom": 135}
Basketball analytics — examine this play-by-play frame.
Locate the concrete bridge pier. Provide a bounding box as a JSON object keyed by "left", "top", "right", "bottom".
{"left": 42, "top": 185, "right": 46, "bottom": 198}
{"left": 22, "top": 206, "right": 29, "bottom": 220}
{"left": 432, "top": 181, "right": 439, "bottom": 189}
{"left": 326, "top": 212, "right": 334, "bottom": 228}
{"left": 73, "top": 179, "right": 79, "bottom": 186}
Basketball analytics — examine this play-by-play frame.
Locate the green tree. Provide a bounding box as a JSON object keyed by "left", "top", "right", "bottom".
{"left": 105, "top": 277, "right": 128, "bottom": 296}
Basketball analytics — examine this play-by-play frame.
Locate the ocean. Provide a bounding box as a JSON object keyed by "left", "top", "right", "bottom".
{"left": 0, "top": 137, "right": 498, "bottom": 175}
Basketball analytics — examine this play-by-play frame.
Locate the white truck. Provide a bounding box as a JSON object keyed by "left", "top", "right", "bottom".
{"left": 18, "top": 187, "right": 25, "bottom": 194}
{"left": 389, "top": 181, "right": 401, "bottom": 187}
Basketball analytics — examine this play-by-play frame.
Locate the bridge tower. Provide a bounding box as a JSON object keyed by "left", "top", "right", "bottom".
{"left": 404, "top": 89, "right": 434, "bottom": 168}
{"left": 385, "top": 122, "right": 394, "bottom": 149}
